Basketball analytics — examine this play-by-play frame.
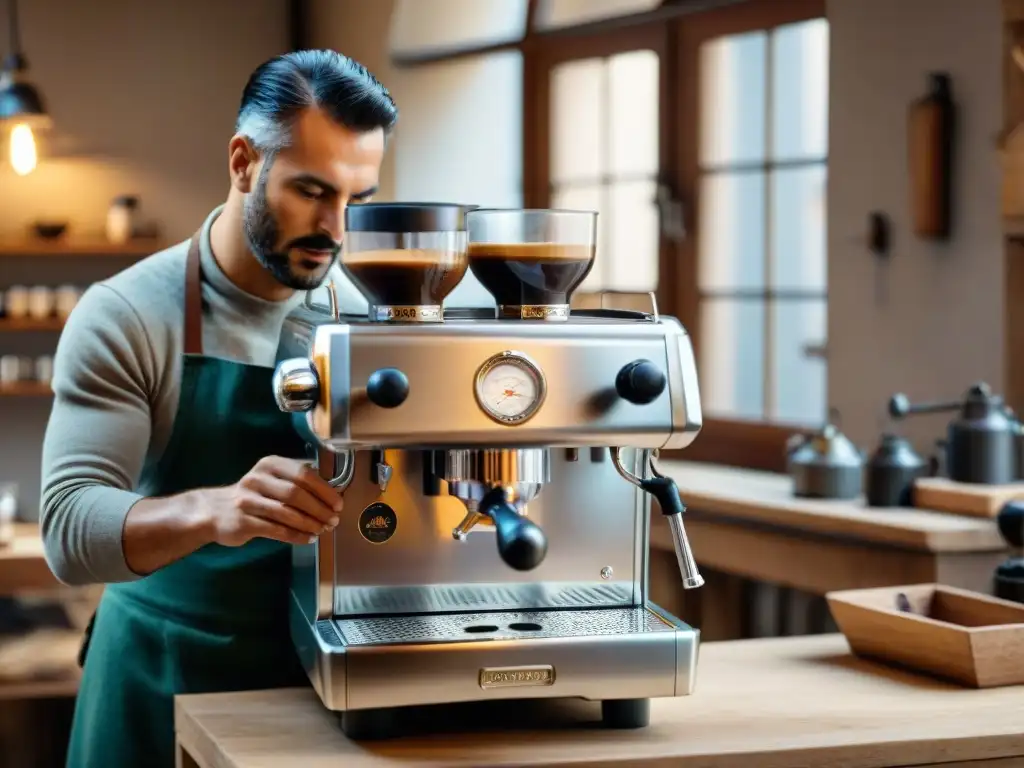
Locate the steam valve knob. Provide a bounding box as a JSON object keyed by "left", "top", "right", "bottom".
{"left": 272, "top": 358, "right": 320, "bottom": 413}
{"left": 367, "top": 368, "right": 410, "bottom": 408}
{"left": 888, "top": 393, "right": 911, "bottom": 419}
{"left": 998, "top": 500, "right": 1024, "bottom": 549}
{"left": 615, "top": 359, "right": 667, "bottom": 405}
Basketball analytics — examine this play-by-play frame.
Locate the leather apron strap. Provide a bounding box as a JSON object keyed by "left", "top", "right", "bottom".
{"left": 183, "top": 231, "right": 204, "bottom": 355}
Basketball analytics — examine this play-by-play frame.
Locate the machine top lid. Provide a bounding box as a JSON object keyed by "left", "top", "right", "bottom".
{"left": 345, "top": 202, "right": 477, "bottom": 233}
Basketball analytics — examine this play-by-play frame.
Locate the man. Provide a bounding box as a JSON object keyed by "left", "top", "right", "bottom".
{"left": 38, "top": 50, "right": 397, "bottom": 768}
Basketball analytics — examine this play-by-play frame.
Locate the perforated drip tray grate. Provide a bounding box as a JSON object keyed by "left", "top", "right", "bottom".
{"left": 334, "top": 607, "right": 675, "bottom": 647}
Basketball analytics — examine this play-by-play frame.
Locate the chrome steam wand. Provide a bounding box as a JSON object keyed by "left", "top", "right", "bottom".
{"left": 611, "top": 448, "right": 704, "bottom": 590}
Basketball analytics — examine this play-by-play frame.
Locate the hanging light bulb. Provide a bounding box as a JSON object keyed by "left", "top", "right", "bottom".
{"left": 0, "top": 0, "right": 49, "bottom": 175}
{"left": 9, "top": 122, "right": 35, "bottom": 175}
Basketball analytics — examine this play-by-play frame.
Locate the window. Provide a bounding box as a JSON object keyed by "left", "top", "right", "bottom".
{"left": 548, "top": 49, "right": 661, "bottom": 293}
{"left": 696, "top": 18, "right": 829, "bottom": 425}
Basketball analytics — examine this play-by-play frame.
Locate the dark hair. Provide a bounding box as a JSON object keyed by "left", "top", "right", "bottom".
{"left": 236, "top": 49, "right": 397, "bottom": 150}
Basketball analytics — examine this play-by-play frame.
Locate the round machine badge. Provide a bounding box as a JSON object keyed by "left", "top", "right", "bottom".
{"left": 358, "top": 502, "right": 398, "bottom": 544}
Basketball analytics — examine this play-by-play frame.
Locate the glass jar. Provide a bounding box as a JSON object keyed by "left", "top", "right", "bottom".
{"left": 341, "top": 203, "right": 473, "bottom": 323}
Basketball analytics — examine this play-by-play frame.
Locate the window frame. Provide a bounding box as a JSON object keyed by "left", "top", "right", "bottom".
{"left": 523, "top": 22, "right": 673, "bottom": 309}
{"left": 391, "top": 0, "right": 828, "bottom": 473}
{"left": 667, "top": 0, "right": 827, "bottom": 471}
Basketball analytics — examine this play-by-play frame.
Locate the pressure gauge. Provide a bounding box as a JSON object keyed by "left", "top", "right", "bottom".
{"left": 474, "top": 351, "right": 547, "bottom": 425}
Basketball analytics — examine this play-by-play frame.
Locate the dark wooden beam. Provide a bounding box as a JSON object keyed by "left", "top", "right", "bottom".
{"left": 288, "top": 0, "right": 309, "bottom": 51}
{"left": 390, "top": 0, "right": 751, "bottom": 68}
{"left": 525, "top": 0, "right": 540, "bottom": 37}
{"left": 534, "top": 0, "right": 748, "bottom": 38}
{"left": 1006, "top": 241, "right": 1024, "bottom": 414}
{"left": 392, "top": 41, "right": 522, "bottom": 68}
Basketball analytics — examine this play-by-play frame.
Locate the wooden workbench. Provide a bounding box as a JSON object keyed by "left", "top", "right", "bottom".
{"left": 174, "top": 633, "right": 1024, "bottom": 768}
{"left": 656, "top": 461, "right": 1007, "bottom": 596}
{"left": 642, "top": 462, "right": 1011, "bottom": 641}
{"left": 0, "top": 523, "right": 60, "bottom": 596}
{"left": 0, "top": 523, "right": 83, "bottom": 767}
{"left": 0, "top": 522, "right": 82, "bottom": 701}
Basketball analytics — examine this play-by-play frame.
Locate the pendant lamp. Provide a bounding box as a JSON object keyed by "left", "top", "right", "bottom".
{"left": 0, "top": 0, "right": 48, "bottom": 175}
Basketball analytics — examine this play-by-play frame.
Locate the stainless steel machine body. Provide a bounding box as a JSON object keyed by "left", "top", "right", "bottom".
{"left": 273, "top": 294, "right": 706, "bottom": 738}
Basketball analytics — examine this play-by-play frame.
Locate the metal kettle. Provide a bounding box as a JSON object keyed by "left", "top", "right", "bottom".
{"left": 865, "top": 433, "right": 927, "bottom": 507}
{"left": 888, "top": 382, "right": 1017, "bottom": 485}
{"left": 786, "top": 411, "right": 864, "bottom": 499}
{"left": 1006, "top": 407, "right": 1024, "bottom": 481}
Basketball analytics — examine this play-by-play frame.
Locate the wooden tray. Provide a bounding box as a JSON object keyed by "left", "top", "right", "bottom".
{"left": 826, "top": 583, "right": 1024, "bottom": 687}
{"left": 913, "top": 476, "right": 1024, "bottom": 518}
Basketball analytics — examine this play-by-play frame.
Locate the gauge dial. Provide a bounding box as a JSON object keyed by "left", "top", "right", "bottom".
{"left": 475, "top": 352, "right": 546, "bottom": 425}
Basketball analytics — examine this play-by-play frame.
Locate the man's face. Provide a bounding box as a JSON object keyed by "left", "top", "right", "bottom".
{"left": 242, "top": 108, "right": 385, "bottom": 290}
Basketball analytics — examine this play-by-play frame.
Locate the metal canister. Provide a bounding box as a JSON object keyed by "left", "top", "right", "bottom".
{"left": 865, "top": 434, "right": 927, "bottom": 507}
{"left": 945, "top": 384, "right": 1015, "bottom": 485}
{"left": 787, "top": 423, "right": 864, "bottom": 500}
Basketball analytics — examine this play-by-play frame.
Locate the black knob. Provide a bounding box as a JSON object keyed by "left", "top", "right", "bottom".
{"left": 615, "top": 359, "right": 667, "bottom": 405}
{"left": 366, "top": 368, "right": 409, "bottom": 408}
{"left": 479, "top": 487, "right": 548, "bottom": 571}
{"left": 888, "top": 393, "right": 911, "bottom": 419}
{"left": 998, "top": 500, "right": 1024, "bottom": 549}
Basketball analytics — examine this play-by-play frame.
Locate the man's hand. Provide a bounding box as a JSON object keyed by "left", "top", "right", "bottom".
{"left": 121, "top": 456, "right": 343, "bottom": 577}
{"left": 203, "top": 456, "right": 344, "bottom": 547}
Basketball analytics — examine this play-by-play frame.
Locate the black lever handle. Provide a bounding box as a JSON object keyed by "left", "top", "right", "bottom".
{"left": 366, "top": 368, "right": 409, "bottom": 408}
{"left": 639, "top": 475, "right": 686, "bottom": 517}
{"left": 479, "top": 487, "right": 548, "bottom": 571}
{"left": 615, "top": 359, "right": 666, "bottom": 405}
{"left": 634, "top": 468, "right": 703, "bottom": 589}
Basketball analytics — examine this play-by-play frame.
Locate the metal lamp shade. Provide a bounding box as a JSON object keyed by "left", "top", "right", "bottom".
{"left": 0, "top": 79, "right": 46, "bottom": 120}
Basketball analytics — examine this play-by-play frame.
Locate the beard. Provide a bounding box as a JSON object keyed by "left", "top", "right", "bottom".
{"left": 242, "top": 164, "right": 341, "bottom": 291}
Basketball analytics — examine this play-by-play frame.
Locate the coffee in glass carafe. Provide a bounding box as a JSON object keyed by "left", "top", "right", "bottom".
{"left": 466, "top": 209, "right": 597, "bottom": 321}
{"left": 342, "top": 202, "right": 473, "bottom": 323}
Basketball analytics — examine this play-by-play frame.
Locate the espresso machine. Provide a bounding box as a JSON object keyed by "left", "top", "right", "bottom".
{"left": 272, "top": 203, "right": 705, "bottom": 740}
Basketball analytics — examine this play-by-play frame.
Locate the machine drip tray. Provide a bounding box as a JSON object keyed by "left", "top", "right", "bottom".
{"left": 333, "top": 607, "right": 675, "bottom": 647}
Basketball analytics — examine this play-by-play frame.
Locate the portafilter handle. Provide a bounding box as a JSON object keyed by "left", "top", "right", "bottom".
{"left": 478, "top": 486, "right": 548, "bottom": 571}
{"left": 612, "top": 449, "right": 704, "bottom": 590}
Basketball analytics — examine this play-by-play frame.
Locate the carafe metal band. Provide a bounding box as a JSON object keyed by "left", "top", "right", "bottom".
{"left": 369, "top": 304, "right": 443, "bottom": 323}
{"left": 498, "top": 304, "right": 571, "bottom": 321}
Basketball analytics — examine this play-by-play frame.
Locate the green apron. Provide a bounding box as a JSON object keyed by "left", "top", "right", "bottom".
{"left": 65, "top": 232, "right": 311, "bottom": 768}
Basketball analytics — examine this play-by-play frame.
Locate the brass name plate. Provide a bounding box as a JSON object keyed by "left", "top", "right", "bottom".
{"left": 479, "top": 665, "right": 555, "bottom": 689}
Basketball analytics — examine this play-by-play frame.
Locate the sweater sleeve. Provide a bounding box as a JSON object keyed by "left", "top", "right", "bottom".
{"left": 39, "top": 283, "right": 158, "bottom": 585}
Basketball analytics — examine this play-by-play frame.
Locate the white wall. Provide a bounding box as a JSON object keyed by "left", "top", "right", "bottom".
{"left": 0, "top": 0, "right": 287, "bottom": 239}
{"left": 308, "top": 0, "right": 398, "bottom": 201}
{"left": 310, "top": 0, "right": 520, "bottom": 308}
{"left": 826, "top": 0, "right": 1003, "bottom": 452}
{"left": 0, "top": 0, "right": 288, "bottom": 519}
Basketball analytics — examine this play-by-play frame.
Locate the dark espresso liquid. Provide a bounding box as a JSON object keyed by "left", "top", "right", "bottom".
{"left": 467, "top": 242, "right": 595, "bottom": 306}
{"left": 341, "top": 249, "right": 468, "bottom": 306}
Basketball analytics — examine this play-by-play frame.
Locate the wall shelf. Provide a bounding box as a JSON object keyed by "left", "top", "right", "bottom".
{"left": 0, "top": 318, "right": 64, "bottom": 332}
{"left": 0, "top": 383, "right": 52, "bottom": 397}
{"left": 0, "top": 238, "right": 167, "bottom": 258}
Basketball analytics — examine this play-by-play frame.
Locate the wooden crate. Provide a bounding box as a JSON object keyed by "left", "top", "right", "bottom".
{"left": 826, "top": 583, "right": 1024, "bottom": 688}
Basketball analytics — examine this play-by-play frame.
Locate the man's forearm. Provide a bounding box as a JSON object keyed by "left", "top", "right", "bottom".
{"left": 40, "top": 483, "right": 149, "bottom": 586}
{"left": 122, "top": 490, "right": 217, "bottom": 576}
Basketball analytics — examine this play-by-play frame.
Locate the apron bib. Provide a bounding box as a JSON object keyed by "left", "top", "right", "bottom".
{"left": 65, "top": 233, "right": 310, "bottom": 768}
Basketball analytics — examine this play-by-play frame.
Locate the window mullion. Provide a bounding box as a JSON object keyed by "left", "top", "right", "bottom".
{"left": 762, "top": 29, "right": 775, "bottom": 421}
